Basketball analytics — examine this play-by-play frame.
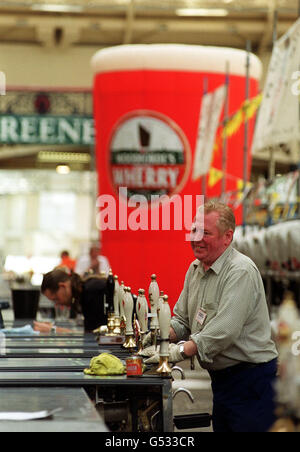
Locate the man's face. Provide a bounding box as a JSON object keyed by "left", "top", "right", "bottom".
{"left": 90, "top": 246, "right": 100, "bottom": 259}
{"left": 43, "top": 280, "right": 72, "bottom": 307}
{"left": 190, "top": 211, "right": 233, "bottom": 269}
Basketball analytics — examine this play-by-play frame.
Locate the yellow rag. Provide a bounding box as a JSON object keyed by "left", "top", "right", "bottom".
{"left": 84, "top": 353, "right": 126, "bottom": 376}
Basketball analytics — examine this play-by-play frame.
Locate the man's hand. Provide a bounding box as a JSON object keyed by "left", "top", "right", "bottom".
{"left": 142, "top": 343, "right": 184, "bottom": 364}
{"left": 169, "top": 327, "right": 178, "bottom": 343}
{"left": 33, "top": 321, "right": 72, "bottom": 334}
{"left": 138, "top": 345, "right": 158, "bottom": 357}
{"left": 33, "top": 321, "right": 52, "bottom": 333}
{"left": 142, "top": 331, "right": 153, "bottom": 348}
{"left": 140, "top": 339, "right": 198, "bottom": 364}
{"left": 142, "top": 327, "right": 178, "bottom": 347}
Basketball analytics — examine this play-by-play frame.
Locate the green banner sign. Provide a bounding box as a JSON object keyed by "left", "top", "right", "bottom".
{"left": 0, "top": 114, "right": 95, "bottom": 146}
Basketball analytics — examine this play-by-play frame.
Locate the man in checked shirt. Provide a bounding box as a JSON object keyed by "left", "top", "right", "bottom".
{"left": 145, "top": 201, "right": 278, "bottom": 432}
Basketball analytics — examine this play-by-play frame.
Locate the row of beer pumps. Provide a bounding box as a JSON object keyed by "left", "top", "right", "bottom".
{"left": 103, "top": 270, "right": 172, "bottom": 375}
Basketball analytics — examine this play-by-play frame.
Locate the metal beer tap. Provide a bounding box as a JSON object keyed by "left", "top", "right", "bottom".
{"left": 156, "top": 294, "right": 172, "bottom": 376}
{"left": 112, "top": 275, "right": 121, "bottom": 335}
{"left": 136, "top": 288, "right": 149, "bottom": 353}
{"left": 149, "top": 274, "right": 160, "bottom": 348}
{"left": 122, "top": 287, "right": 136, "bottom": 350}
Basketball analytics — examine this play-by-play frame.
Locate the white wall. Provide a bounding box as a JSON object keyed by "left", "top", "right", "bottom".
{"left": 0, "top": 43, "right": 271, "bottom": 90}
{"left": 0, "top": 44, "right": 104, "bottom": 89}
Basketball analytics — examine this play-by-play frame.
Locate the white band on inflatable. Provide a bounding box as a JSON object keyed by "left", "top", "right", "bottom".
{"left": 91, "top": 44, "right": 262, "bottom": 81}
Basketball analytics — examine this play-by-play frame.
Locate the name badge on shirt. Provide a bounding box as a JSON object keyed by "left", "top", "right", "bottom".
{"left": 196, "top": 308, "right": 207, "bottom": 326}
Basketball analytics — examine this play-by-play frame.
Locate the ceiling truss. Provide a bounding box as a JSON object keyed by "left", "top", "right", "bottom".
{"left": 0, "top": 0, "right": 298, "bottom": 51}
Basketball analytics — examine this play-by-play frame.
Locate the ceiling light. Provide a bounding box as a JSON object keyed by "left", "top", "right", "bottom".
{"left": 38, "top": 151, "right": 91, "bottom": 164}
{"left": 176, "top": 8, "right": 229, "bottom": 17}
{"left": 31, "top": 4, "right": 83, "bottom": 13}
{"left": 56, "top": 164, "right": 70, "bottom": 175}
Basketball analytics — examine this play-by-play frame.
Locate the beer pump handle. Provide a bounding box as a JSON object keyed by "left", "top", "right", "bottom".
{"left": 119, "top": 282, "right": 126, "bottom": 320}
{"left": 142, "top": 294, "right": 149, "bottom": 333}
{"left": 159, "top": 295, "right": 171, "bottom": 357}
{"left": 137, "top": 289, "right": 148, "bottom": 334}
{"left": 157, "top": 291, "right": 164, "bottom": 322}
{"left": 156, "top": 294, "right": 172, "bottom": 375}
{"left": 124, "top": 287, "right": 134, "bottom": 335}
{"left": 113, "top": 275, "right": 120, "bottom": 317}
{"left": 149, "top": 274, "right": 160, "bottom": 330}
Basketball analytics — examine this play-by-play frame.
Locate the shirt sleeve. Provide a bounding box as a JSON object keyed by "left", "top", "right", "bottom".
{"left": 190, "top": 268, "right": 257, "bottom": 365}
{"left": 75, "top": 256, "right": 89, "bottom": 275}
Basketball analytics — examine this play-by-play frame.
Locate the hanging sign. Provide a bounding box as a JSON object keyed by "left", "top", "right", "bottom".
{"left": 0, "top": 114, "right": 94, "bottom": 145}
{"left": 252, "top": 18, "right": 300, "bottom": 153}
{"left": 193, "top": 84, "right": 226, "bottom": 180}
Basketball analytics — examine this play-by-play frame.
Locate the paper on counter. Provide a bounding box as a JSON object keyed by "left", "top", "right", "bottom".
{"left": 0, "top": 408, "right": 62, "bottom": 421}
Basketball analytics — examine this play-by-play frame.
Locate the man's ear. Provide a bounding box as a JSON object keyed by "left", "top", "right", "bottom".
{"left": 225, "top": 229, "right": 234, "bottom": 244}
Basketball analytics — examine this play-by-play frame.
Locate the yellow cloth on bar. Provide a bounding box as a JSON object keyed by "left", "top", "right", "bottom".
{"left": 84, "top": 353, "right": 126, "bottom": 376}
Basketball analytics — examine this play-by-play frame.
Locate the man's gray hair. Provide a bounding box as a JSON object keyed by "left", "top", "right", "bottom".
{"left": 204, "top": 201, "right": 236, "bottom": 234}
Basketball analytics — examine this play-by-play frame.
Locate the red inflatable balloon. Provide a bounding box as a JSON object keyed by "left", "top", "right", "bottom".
{"left": 92, "top": 45, "right": 261, "bottom": 309}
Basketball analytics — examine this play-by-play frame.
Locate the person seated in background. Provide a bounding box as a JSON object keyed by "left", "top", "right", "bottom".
{"left": 39, "top": 268, "right": 107, "bottom": 333}
{"left": 75, "top": 242, "right": 110, "bottom": 277}
{"left": 58, "top": 250, "right": 76, "bottom": 272}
